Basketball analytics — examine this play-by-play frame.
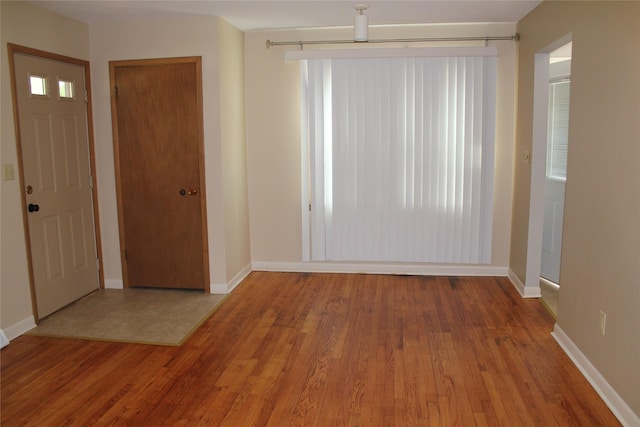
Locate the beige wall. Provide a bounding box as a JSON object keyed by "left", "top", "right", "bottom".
{"left": 1, "top": 1, "right": 90, "bottom": 333}
{"left": 218, "top": 19, "right": 252, "bottom": 281}
{"left": 513, "top": 1, "right": 640, "bottom": 416}
{"left": 245, "top": 23, "right": 517, "bottom": 268}
{"left": 90, "top": 15, "right": 250, "bottom": 289}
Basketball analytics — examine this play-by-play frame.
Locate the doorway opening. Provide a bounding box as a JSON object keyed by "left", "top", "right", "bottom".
{"left": 540, "top": 42, "right": 572, "bottom": 317}
{"left": 524, "top": 37, "right": 572, "bottom": 318}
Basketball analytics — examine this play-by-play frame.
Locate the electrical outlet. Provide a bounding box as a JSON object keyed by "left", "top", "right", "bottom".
{"left": 599, "top": 311, "right": 606, "bottom": 335}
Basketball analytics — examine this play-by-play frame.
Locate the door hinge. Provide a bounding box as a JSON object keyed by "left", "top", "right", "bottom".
{"left": 89, "top": 175, "right": 94, "bottom": 189}
{"left": 84, "top": 89, "right": 88, "bottom": 103}
{"left": 114, "top": 86, "right": 118, "bottom": 99}
{"left": 309, "top": 203, "right": 312, "bottom": 212}
{"left": 96, "top": 258, "right": 100, "bottom": 270}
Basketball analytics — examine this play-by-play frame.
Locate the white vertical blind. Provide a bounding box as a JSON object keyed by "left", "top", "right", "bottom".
{"left": 303, "top": 52, "right": 496, "bottom": 264}
{"left": 547, "top": 80, "right": 570, "bottom": 180}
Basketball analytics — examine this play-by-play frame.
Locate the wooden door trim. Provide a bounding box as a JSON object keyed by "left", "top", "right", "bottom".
{"left": 7, "top": 43, "right": 105, "bottom": 321}
{"left": 109, "top": 56, "right": 210, "bottom": 292}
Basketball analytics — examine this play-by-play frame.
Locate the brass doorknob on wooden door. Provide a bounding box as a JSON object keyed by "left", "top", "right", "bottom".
{"left": 179, "top": 188, "right": 198, "bottom": 196}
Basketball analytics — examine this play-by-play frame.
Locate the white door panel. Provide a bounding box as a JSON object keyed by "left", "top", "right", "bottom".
{"left": 14, "top": 53, "right": 99, "bottom": 318}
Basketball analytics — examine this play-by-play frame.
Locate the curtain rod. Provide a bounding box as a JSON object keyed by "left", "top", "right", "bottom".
{"left": 266, "top": 34, "right": 519, "bottom": 49}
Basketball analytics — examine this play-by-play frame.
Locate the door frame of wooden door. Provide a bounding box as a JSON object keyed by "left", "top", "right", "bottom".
{"left": 109, "top": 56, "right": 210, "bottom": 292}
{"left": 7, "top": 43, "right": 105, "bottom": 321}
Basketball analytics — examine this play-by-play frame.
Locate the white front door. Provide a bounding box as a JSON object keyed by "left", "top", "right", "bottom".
{"left": 13, "top": 52, "right": 99, "bottom": 318}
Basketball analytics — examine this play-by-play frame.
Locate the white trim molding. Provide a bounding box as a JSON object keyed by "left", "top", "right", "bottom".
{"left": 210, "top": 263, "right": 252, "bottom": 294}
{"left": 552, "top": 324, "right": 640, "bottom": 427}
{"left": 0, "top": 329, "right": 10, "bottom": 349}
{"left": 3, "top": 316, "right": 36, "bottom": 341}
{"left": 508, "top": 268, "right": 541, "bottom": 298}
{"left": 252, "top": 261, "right": 508, "bottom": 277}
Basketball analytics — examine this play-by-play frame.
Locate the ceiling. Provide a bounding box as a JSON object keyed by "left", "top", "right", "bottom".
{"left": 28, "top": 0, "right": 541, "bottom": 32}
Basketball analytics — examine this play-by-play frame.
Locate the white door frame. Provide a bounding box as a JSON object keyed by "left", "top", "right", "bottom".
{"left": 524, "top": 34, "right": 572, "bottom": 296}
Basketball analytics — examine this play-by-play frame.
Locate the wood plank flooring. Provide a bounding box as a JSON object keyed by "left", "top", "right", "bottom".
{"left": 1, "top": 272, "right": 619, "bottom": 426}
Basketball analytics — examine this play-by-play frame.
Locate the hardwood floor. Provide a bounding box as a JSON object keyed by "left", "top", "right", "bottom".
{"left": 1, "top": 272, "right": 619, "bottom": 426}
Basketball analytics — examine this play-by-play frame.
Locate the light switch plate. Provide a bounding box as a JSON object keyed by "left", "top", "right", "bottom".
{"left": 2, "top": 163, "right": 15, "bottom": 181}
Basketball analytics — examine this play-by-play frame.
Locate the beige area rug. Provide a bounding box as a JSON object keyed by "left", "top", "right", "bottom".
{"left": 27, "top": 288, "right": 227, "bottom": 346}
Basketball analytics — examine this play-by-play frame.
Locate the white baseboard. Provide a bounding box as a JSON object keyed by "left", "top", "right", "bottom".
{"left": 104, "top": 279, "right": 123, "bottom": 289}
{"left": 508, "top": 268, "right": 541, "bottom": 298}
{"left": 3, "top": 316, "right": 36, "bottom": 341}
{"left": 105, "top": 268, "right": 252, "bottom": 295}
{"left": 0, "top": 329, "right": 9, "bottom": 349}
{"left": 552, "top": 324, "right": 640, "bottom": 427}
{"left": 252, "top": 261, "right": 508, "bottom": 277}
{"left": 210, "top": 263, "right": 252, "bottom": 294}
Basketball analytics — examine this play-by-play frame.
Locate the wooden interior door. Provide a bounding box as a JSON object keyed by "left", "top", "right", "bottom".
{"left": 11, "top": 50, "right": 100, "bottom": 319}
{"left": 110, "top": 57, "right": 208, "bottom": 290}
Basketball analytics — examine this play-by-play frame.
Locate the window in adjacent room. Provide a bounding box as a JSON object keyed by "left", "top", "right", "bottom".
{"left": 546, "top": 79, "right": 570, "bottom": 181}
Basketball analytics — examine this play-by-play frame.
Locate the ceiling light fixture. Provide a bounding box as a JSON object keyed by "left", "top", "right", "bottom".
{"left": 354, "top": 4, "right": 369, "bottom": 42}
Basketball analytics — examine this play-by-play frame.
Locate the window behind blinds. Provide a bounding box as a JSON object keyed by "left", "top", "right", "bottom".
{"left": 547, "top": 80, "right": 570, "bottom": 181}
{"left": 301, "top": 51, "right": 497, "bottom": 264}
